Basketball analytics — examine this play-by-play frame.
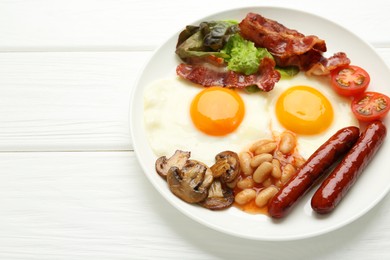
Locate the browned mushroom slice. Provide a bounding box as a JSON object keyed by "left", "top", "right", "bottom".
{"left": 198, "top": 179, "right": 234, "bottom": 210}
{"left": 225, "top": 176, "right": 240, "bottom": 189}
{"left": 214, "top": 151, "right": 241, "bottom": 184}
{"left": 166, "top": 160, "right": 214, "bottom": 204}
{"left": 155, "top": 150, "right": 190, "bottom": 179}
{"left": 210, "top": 158, "right": 230, "bottom": 178}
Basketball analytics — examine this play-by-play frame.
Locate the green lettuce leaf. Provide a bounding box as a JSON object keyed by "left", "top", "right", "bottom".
{"left": 222, "top": 34, "right": 273, "bottom": 75}
{"left": 244, "top": 85, "right": 261, "bottom": 93}
{"left": 276, "top": 66, "right": 300, "bottom": 79}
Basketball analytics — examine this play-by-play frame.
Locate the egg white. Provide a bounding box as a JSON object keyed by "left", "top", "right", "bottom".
{"left": 144, "top": 77, "right": 271, "bottom": 166}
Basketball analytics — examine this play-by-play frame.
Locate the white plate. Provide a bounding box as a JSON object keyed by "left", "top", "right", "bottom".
{"left": 130, "top": 6, "right": 390, "bottom": 241}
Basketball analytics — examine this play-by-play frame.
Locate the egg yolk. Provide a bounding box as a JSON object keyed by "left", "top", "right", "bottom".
{"left": 190, "top": 87, "right": 245, "bottom": 136}
{"left": 275, "top": 86, "right": 333, "bottom": 135}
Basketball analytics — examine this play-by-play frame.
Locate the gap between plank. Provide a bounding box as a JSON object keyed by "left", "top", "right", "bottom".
{"left": 0, "top": 42, "right": 389, "bottom": 53}
{"left": 0, "top": 46, "right": 156, "bottom": 53}
{"left": 0, "top": 149, "right": 134, "bottom": 153}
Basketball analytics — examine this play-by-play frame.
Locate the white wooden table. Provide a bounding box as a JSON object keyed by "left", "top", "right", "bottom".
{"left": 1, "top": 1, "right": 389, "bottom": 259}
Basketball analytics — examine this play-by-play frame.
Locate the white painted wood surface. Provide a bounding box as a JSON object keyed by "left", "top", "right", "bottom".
{"left": 0, "top": 0, "right": 389, "bottom": 259}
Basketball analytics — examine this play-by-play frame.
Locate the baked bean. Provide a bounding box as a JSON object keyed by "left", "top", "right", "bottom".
{"left": 279, "top": 132, "right": 296, "bottom": 154}
{"left": 294, "top": 155, "right": 306, "bottom": 169}
{"left": 271, "top": 159, "right": 282, "bottom": 179}
{"left": 253, "top": 161, "right": 273, "bottom": 183}
{"left": 239, "top": 152, "right": 253, "bottom": 176}
{"left": 235, "top": 189, "right": 256, "bottom": 205}
{"left": 281, "top": 163, "right": 296, "bottom": 184}
{"left": 262, "top": 177, "right": 272, "bottom": 187}
{"left": 249, "top": 139, "right": 273, "bottom": 153}
{"left": 273, "top": 150, "right": 285, "bottom": 164}
{"left": 235, "top": 133, "right": 306, "bottom": 212}
{"left": 236, "top": 177, "right": 255, "bottom": 189}
{"left": 255, "top": 186, "right": 279, "bottom": 208}
{"left": 250, "top": 153, "right": 273, "bottom": 168}
{"left": 254, "top": 142, "right": 277, "bottom": 155}
{"left": 275, "top": 179, "right": 283, "bottom": 188}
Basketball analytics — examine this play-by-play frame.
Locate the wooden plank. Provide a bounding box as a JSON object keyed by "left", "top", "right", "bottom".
{"left": 0, "top": 51, "right": 151, "bottom": 151}
{"left": 0, "top": 0, "right": 389, "bottom": 51}
{"left": 0, "top": 151, "right": 388, "bottom": 259}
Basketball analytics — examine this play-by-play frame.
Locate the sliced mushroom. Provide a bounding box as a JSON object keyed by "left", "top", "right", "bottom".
{"left": 225, "top": 175, "right": 240, "bottom": 189}
{"left": 166, "top": 160, "right": 214, "bottom": 204}
{"left": 214, "top": 151, "right": 241, "bottom": 184}
{"left": 198, "top": 179, "right": 234, "bottom": 210}
{"left": 155, "top": 150, "right": 190, "bottom": 179}
{"left": 210, "top": 158, "right": 230, "bottom": 178}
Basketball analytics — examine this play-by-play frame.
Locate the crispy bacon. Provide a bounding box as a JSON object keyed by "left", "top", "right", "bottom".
{"left": 176, "top": 57, "right": 280, "bottom": 92}
{"left": 273, "top": 50, "right": 350, "bottom": 75}
{"left": 306, "top": 52, "right": 351, "bottom": 76}
{"left": 239, "top": 13, "right": 326, "bottom": 58}
{"left": 239, "top": 13, "right": 349, "bottom": 75}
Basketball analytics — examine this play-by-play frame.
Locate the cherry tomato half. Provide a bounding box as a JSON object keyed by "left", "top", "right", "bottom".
{"left": 330, "top": 65, "right": 370, "bottom": 97}
{"left": 351, "top": 91, "right": 390, "bottom": 122}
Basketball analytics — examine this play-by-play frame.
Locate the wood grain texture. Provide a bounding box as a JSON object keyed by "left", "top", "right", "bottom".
{"left": 0, "top": 0, "right": 389, "bottom": 51}
{"left": 0, "top": 51, "right": 151, "bottom": 151}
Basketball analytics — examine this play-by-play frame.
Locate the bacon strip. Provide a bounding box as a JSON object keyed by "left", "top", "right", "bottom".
{"left": 239, "top": 13, "right": 349, "bottom": 75}
{"left": 306, "top": 52, "right": 351, "bottom": 76}
{"left": 176, "top": 57, "right": 280, "bottom": 92}
{"left": 239, "top": 13, "right": 326, "bottom": 58}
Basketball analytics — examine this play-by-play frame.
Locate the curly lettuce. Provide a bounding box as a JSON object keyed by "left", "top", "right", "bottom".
{"left": 221, "top": 34, "right": 273, "bottom": 75}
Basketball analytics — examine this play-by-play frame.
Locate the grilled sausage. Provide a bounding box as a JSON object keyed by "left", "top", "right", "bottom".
{"left": 311, "top": 121, "right": 387, "bottom": 214}
{"left": 268, "top": 126, "right": 360, "bottom": 218}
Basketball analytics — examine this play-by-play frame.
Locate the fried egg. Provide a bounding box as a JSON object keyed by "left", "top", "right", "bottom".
{"left": 144, "top": 78, "right": 270, "bottom": 165}
{"left": 266, "top": 73, "right": 359, "bottom": 158}
{"left": 144, "top": 72, "right": 359, "bottom": 165}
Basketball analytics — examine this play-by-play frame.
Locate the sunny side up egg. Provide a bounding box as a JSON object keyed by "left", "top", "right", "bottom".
{"left": 144, "top": 72, "right": 359, "bottom": 165}
{"left": 267, "top": 73, "right": 359, "bottom": 158}
{"left": 144, "top": 78, "right": 270, "bottom": 166}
